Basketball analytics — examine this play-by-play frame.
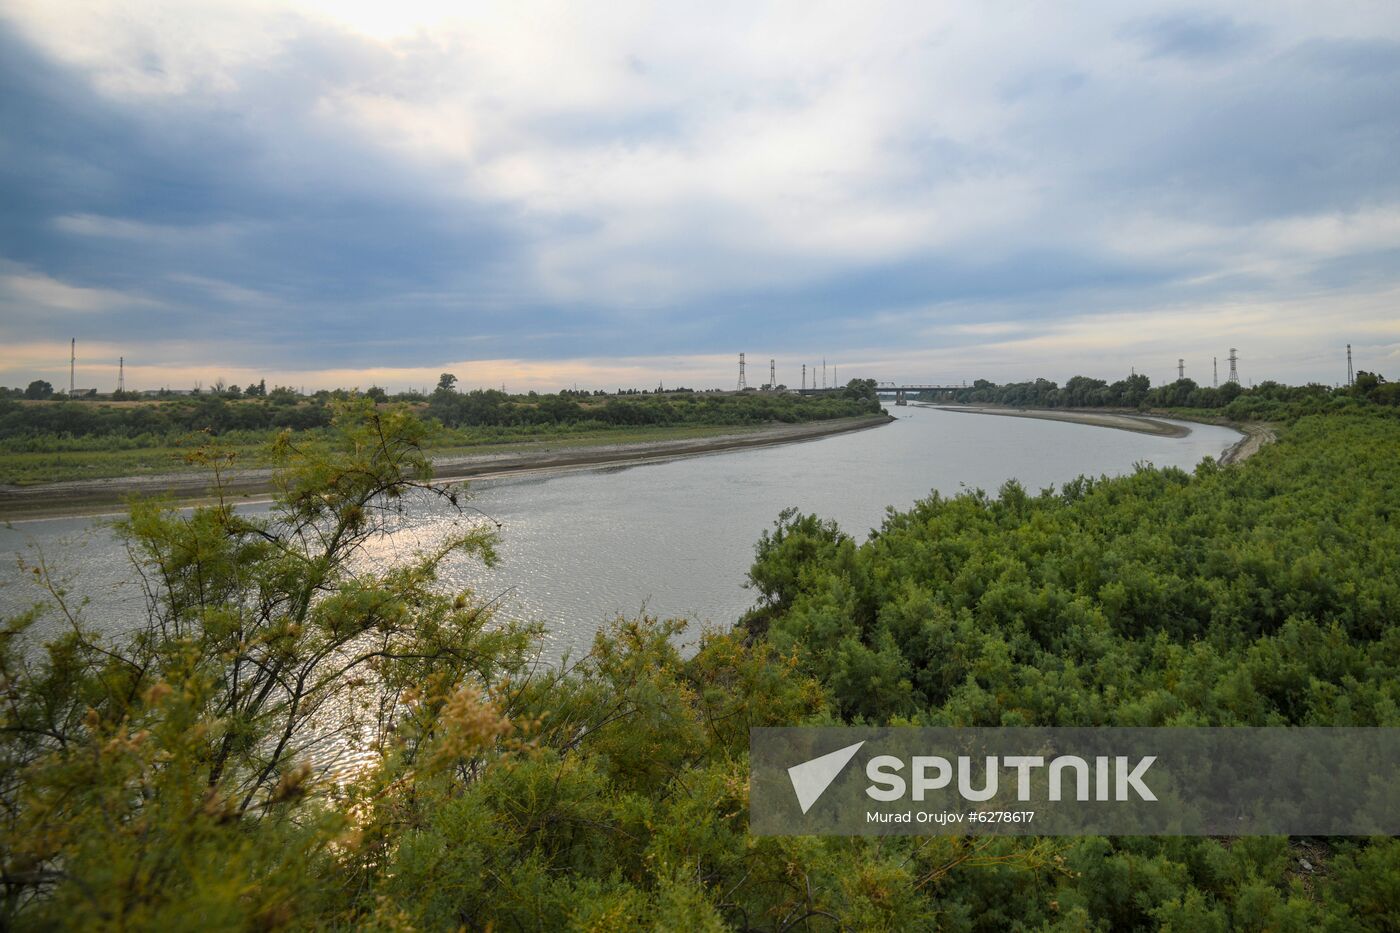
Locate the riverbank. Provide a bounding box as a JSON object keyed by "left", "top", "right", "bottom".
{"left": 1217, "top": 422, "right": 1279, "bottom": 465}
{"left": 0, "top": 413, "right": 895, "bottom": 521}
{"left": 920, "top": 404, "right": 1191, "bottom": 437}
{"left": 918, "top": 403, "right": 1277, "bottom": 464}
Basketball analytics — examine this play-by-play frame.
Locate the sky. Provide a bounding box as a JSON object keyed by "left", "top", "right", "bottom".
{"left": 2, "top": 1, "right": 1399, "bottom": 393}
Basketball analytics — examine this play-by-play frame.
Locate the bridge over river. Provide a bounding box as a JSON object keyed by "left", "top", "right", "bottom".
{"left": 798, "top": 382, "right": 968, "bottom": 404}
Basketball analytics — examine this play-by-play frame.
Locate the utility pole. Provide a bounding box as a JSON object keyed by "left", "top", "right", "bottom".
{"left": 69, "top": 338, "right": 75, "bottom": 396}
{"left": 1347, "top": 344, "right": 1354, "bottom": 387}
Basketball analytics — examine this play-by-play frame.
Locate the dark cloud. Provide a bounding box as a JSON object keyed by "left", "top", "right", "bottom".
{"left": 0, "top": 19, "right": 537, "bottom": 366}
{"left": 1123, "top": 13, "right": 1262, "bottom": 61}
{"left": 1006, "top": 31, "right": 1400, "bottom": 229}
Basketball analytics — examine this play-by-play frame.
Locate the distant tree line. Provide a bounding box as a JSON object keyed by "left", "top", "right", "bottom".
{"left": 0, "top": 393, "right": 334, "bottom": 442}
{"left": 420, "top": 378, "right": 880, "bottom": 430}
{"left": 0, "top": 379, "right": 882, "bottom": 443}
{"left": 0, "top": 379, "right": 278, "bottom": 401}
{"left": 925, "top": 370, "right": 1398, "bottom": 420}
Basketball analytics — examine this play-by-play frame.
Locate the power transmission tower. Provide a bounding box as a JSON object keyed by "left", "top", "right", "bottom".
{"left": 1213, "top": 357, "right": 1218, "bottom": 387}
{"left": 1347, "top": 344, "right": 1354, "bottom": 387}
{"left": 1227, "top": 348, "right": 1240, "bottom": 384}
{"left": 1178, "top": 359, "right": 1184, "bottom": 380}
{"left": 118, "top": 356, "right": 124, "bottom": 393}
{"left": 822, "top": 358, "right": 826, "bottom": 389}
{"left": 769, "top": 358, "right": 775, "bottom": 390}
{"left": 737, "top": 353, "right": 747, "bottom": 390}
{"left": 69, "top": 338, "right": 75, "bottom": 396}
{"left": 802, "top": 363, "right": 806, "bottom": 390}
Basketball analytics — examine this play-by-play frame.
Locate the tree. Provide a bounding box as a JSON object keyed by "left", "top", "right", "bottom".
{"left": 365, "top": 385, "right": 388, "bottom": 403}
{"left": 23, "top": 379, "right": 53, "bottom": 400}
{"left": 436, "top": 372, "right": 458, "bottom": 392}
{"left": 0, "top": 399, "right": 535, "bottom": 923}
{"left": 842, "top": 378, "right": 878, "bottom": 401}
{"left": 1064, "top": 375, "right": 1108, "bottom": 407}
{"left": 1113, "top": 372, "right": 1151, "bottom": 407}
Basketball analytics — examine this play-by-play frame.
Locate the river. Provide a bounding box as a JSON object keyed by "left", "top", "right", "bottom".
{"left": 0, "top": 408, "right": 1240, "bottom": 660}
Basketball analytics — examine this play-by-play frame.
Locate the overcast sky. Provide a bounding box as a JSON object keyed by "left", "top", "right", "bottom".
{"left": 2, "top": 1, "right": 1399, "bottom": 392}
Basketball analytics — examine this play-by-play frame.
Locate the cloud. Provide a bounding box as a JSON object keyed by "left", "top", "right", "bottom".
{"left": 1122, "top": 13, "right": 1262, "bottom": 62}
{"left": 0, "top": 263, "right": 163, "bottom": 314}
{"left": 1, "top": 1, "right": 1400, "bottom": 389}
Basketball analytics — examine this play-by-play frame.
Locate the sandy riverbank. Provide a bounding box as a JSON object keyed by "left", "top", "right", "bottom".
{"left": 922, "top": 404, "right": 1191, "bottom": 437}
{"left": 1218, "top": 423, "right": 1278, "bottom": 465}
{"left": 0, "top": 414, "right": 895, "bottom": 521}
{"left": 919, "top": 403, "right": 1275, "bottom": 463}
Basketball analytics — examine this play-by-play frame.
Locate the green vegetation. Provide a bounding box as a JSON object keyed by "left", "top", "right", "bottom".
{"left": 930, "top": 370, "right": 1398, "bottom": 422}
{"left": 746, "top": 411, "right": 1400, "bottom": 726}
{"left": 0, "top": 381, "right": 881, "bottom": 484}
{"left": 3, "top": 402, "right": 1399, "bottom": 929}
{"left": 424, "top": 379, "right": 880, "bottom": 430}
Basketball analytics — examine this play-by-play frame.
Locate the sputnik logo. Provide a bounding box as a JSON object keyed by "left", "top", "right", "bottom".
{"left": 787, "top": 741, "right": 865, "bottom": 814}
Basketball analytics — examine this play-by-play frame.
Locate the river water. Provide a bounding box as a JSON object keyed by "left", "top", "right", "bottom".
{"left": 0, "top": 408, "right": 1240, "bottom": 660}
